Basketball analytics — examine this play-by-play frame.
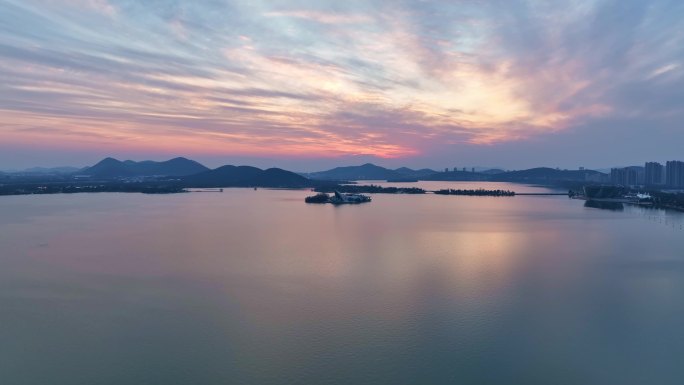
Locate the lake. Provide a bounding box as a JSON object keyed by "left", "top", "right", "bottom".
{"left": 1, "top": 182, "right": 684, "bottom": 385}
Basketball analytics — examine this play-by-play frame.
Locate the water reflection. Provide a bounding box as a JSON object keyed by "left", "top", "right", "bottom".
{"left": 584, "top": 200, "right": 624, "bottom": 211}
{"left": 1, "top": 185, "right": 684, "bottom": 385}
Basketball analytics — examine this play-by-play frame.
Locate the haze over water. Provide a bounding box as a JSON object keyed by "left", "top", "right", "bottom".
{"left": 2, "top": 182, "right": 684, "bottom": 384}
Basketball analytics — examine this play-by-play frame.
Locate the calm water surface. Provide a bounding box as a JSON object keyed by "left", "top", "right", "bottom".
{"left": 1, "top": 182, "right": 684, "bottom": 385}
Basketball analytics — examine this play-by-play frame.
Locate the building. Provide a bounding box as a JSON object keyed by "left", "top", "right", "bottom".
{"left": 611, "top": 167, "right": 643, "bottom": 186}
{"left": 644, "top": 162, "right": 664, "bottom": 185}
{"left": 666, "top": 161, "right": 684, "bottom": 188}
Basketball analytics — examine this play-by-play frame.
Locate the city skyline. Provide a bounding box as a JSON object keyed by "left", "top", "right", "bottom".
{"left": 1, "top": 0, "right": 684, "bottom": 170}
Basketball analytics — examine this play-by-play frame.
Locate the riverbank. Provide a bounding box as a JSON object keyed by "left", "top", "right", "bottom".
{"left": 0, "top": 182, "right": 186, "bottom": 195}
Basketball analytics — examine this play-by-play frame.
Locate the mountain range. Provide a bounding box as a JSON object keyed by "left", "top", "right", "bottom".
{"left": 302, "top": 163, "right": 438, "bottom": 181}
{"left": 2, "top": 156, "right": 613, "bottom": 188}
{"left": 81, "top": 157, "right": 209, "bottom": 178}
{"left": 21, "top": 166, "right": 81, "bottom": 174}
{"left": 304, "top": 163, "right": 609, "bottom": 183}
{"left": 490, "top": 167, "right": 605, "bottom": 182}
{"left": 183, "top": 165, "right": 311, "bottom": 188}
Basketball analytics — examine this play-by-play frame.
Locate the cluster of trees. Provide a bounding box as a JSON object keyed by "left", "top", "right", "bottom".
{"left": 434, "top": 189, "right": 515, "bottom": 196}
{"left": 315, "top": 185, "right": 426, "bottom": 194}
{"left": 305, "top": 193, "right": 331, "bottom": 203}
{"left": 0, "top": 182, "right": 185, "bottom": 195}
{"left": 650, "top": 191, "right": 684, "bottom": 210}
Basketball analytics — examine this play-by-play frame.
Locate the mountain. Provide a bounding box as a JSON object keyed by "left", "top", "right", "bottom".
{"left": 306, "top": 163, "right": 403, "bottom": 180}
{"left": 129, "top": 157, "right": 209, "bottom": 176}
{"left": 421, "top": 170, "right": 485, "bottom": 181}
{"left": 183, "top": 165, "right": 311, "bottom": 188}
{"left": 420, "top": 167, "right": 607, "bottom": 183}
{"left": 394, "top": 167, "right": 438, "bottom": 178}
{"left": 480, "top": 168, "right": 506, "bottom": 175}
{"left": 491, "top": 167, "right": 606, "bottom": 182}
{"left": 81, "top": 157, "right": 209, "bottom": 178}
{"left": 82, "top": 158, "right": 133, "bottom": 178}
{"left": 21, "top": 166, "right": 81, "bottom": 174}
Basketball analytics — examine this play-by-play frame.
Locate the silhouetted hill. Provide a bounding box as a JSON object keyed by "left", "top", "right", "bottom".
{"left": 394, "top": 167, "right": 438, "bottom": 178}
{"left": 491, "top": 167, "right": 605, "bottom": 182}
{"left": 81, "top": 157, "right": 209, "bottom": 178}
{"left": 183, "top": 165, "right": 311, "bottom": 187}
{"left": 421, "top": 170, "right": 485, "bottom": 181}
{"left": 82, "top": 158, "right": 134, "bottom": 178}
{"left": 419, "top": 167, "right": 606, "bottom": 183}
{"left": 480, "top": 169, "right": 506, "bottom": 175}
{"left": 132, "top": 157, "right": 209, "bottom": 176}
{"left": 21, "top": 166, "right": 81, "bottom": 174}
{"left": 307, "top": 163, "right": 402, "bottom": 180}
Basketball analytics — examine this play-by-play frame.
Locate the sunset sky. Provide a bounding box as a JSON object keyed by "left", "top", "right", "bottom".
{"left": 1, "top": 0, "right": 683, "bottom": 170}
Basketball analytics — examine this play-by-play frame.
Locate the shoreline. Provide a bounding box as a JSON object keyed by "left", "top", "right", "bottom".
{"left": 2, "top": 181, "right": 683, "bottom": 212}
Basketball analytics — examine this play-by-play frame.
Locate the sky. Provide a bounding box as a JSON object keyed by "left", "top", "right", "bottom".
{"left": 1, "top": 0, "right": 683, "bottom": 171}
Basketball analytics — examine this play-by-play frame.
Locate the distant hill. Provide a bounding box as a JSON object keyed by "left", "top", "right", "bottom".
{"left": 419, "top": 167, "right": 607, "bottom": 183}
{"left": 480, "top": 169, "right": 506, "bottom": 175}
{"left": 73, "top": 158, "right": 609, "bottom": 186}
{"left": 421, "top": 170, "right": 485, "bottom": 181}
{"left": 20, "top": 166, "right": 81, "bottom": 174}
{"left": 491, "top": 167, "right": 606, "bottom": 182}
{"left": 305, "top": 163, "right": 608, "bottom": 183}
{"left": 183, "top": 165, "right": 311, "bottom": 188}
{"left": 306, "top": 163, "right": 403, "bottom": 180}
{"left": 81, "top": 157, "right": 209, "bottom": 178}
{"left": 394, "top": 167, "right": 438, "bottom": 178}
{"left": 81, "top": 158, "right": 133, "bottom": 178}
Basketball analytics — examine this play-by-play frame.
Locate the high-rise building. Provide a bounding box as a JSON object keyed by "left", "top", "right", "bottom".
{"left": 666, "top": 161, "right": 684, "bottom": 188}
{"left": 611, "top": 167, "right": 640, "bottom": 186}
{"left": 644, "top": 162, "right": 664, "bottom": 185}
{"left": 611, "top": 168, "right": 625, "bottom": 185}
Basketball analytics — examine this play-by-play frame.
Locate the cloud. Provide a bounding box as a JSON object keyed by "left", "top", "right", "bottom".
{"left": 51, "top": 0, "right": 117, "bottom": 16}
{"left": 648, "top": 64, "right": 680, "bottom": 79}
{"left": 264, "top": 10, "right": 373, "bottom": 25}
{"left": 1, "top": 0, "right": 683, "bottom": 167}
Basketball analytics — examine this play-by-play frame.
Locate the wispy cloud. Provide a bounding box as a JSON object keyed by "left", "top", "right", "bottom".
{"left": 1, "top": 0, "right": 683, "bottom": 167}
{"left": 264, "top": 10, "right": 372, "bottom": 25}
